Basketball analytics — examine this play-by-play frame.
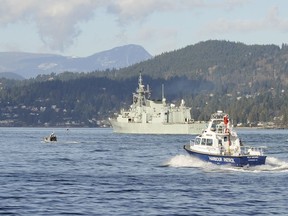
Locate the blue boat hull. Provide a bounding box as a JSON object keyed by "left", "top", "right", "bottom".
{"left": 183, "top": 144, "right": 266, "bottom": 167}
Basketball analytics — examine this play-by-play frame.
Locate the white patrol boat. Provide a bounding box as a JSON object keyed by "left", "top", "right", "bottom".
{"left": 109, "top": 73, "right": 206, "bottom": 134}
{"left": 183, "top": 111, "right": 267, "bottom": 167}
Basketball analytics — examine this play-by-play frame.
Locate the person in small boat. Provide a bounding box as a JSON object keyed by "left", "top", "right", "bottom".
{"left": 49, "top": 132, "right": 57, "bottom": 141}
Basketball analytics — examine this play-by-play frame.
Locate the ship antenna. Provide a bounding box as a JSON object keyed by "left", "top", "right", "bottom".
{"left": 138, "top": 72, "right": 142, "bottom": 86}
{"left": 147, "top": 84, "right": 151, "bottom": 98}
{"left": 162, "top": 84, "right": 165, "bottom": 100}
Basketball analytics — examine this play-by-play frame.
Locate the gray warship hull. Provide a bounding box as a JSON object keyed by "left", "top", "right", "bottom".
{"left": 110, "top": 119, "right": 206, "bottom": 134}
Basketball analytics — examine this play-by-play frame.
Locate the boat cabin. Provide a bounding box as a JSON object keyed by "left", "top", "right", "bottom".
{"left": 193, "top": 134, "right": 239, "bottom": 155}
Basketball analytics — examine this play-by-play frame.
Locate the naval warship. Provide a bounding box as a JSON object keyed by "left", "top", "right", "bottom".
{"left": 109, "top": 74, "right": 206, "bottom": 134}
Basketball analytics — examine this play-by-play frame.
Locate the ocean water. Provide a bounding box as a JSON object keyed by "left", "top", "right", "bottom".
{"left": 0, "top": 127, "right": 288, "bottom": 216}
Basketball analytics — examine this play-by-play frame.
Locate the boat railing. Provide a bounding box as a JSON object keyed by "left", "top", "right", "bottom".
{"left": 240, "top": 146, "right": 266, "bottom": 156}
{"left": 210, "top": 123, "right": 233, "bottom": 134}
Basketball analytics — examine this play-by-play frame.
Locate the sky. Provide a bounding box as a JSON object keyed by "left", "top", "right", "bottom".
{"left": 1, "top": 0, "right": 288, "bottom": 57}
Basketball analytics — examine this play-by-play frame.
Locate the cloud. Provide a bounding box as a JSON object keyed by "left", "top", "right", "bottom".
{"left": 136, "top": 27, "right": 178, "bottom": 53}
{"left": 107, "top": 0, "right": 248, "bottom": 20}
{"left": 200, "top": 6, "right": 288, "bottom": 36}
{"left": 107, "top": 0, "right": 176, "bottom": 25}
{"left": 0, "top": 0, "right": 263, "bottom": 52}
{"left": 34, "top": 1, "right": 98, "bottom": 51}
{"left": 0, "top": 0, "right": 203, "bottom": 52}
{"left": 0, "top": 0, "right": 104, "bottom": 51}
{"left": 267, "top": 7, "right": 288, "bottom": 31}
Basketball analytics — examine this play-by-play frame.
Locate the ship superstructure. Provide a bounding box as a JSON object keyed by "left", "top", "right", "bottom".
{"left": 109, "top": 74, "right": 206, "bottom": 134}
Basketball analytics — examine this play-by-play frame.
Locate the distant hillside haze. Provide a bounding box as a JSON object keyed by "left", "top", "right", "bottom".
{"left": 1, "top": 40, "right": 288, "bottom": 127}
{"left": 0, "top": 44, "right": 152, "bottom": 79}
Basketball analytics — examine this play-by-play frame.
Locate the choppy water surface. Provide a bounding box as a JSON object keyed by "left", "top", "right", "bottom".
{"left": 0, "top": 127, "right": 288, "bottom": 215}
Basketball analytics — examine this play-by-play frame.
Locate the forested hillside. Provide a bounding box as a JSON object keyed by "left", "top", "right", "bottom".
{"left": 113, "top": 40, "right": 288, "bottom": 92}
{"left": 1, "top": 40, "right": 288, "bottom": 127}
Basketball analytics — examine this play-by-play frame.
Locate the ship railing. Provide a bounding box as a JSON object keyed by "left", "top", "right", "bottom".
{"left": 240, "top": 146, "right": 266, "bottom": 156}
{"left": 210, "top": 122, "right": 232, "bottom": 134}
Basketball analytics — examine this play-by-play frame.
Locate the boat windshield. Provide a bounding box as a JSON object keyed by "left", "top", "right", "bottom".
{"left": 195, "top": 138, "right": 201, "bottom": 145}
{"left": 201, "top": 138, "right": 206, "bottom": 145}
{"left": 207, "top": 139, "right": 213, "bottom": 146}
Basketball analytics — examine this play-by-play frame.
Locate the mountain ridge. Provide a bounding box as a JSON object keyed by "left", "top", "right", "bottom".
{"left": 0, "top": 44, "right": 152, "bottom": 79}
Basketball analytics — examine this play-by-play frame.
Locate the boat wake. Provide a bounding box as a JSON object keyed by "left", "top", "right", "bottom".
{"left": 260, "top": 157, "right": 288, "bottom": 172}
{"left": 165, "top": 155, "right": 288, "bottom": 172}
{"left": 41, "top": 141, "right": 80, "bottom": 144}
{"left": 164, "top": 154, "right": 210, "bottom": 168}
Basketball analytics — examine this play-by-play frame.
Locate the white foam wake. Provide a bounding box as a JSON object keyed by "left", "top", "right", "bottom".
{"left": 164, "top": 154, "right": 208, "bottom": 168}
{"left": 164, "top": 155, "right": 288, "bottom": 173}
